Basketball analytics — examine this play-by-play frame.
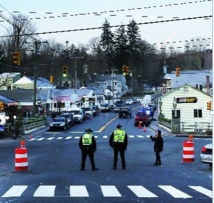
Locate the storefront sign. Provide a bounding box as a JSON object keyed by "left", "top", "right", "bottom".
{"left": 176, "top": 97, "right": 198, "bottom": 103}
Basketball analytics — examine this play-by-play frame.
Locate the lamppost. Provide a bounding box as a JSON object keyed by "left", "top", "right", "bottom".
{"left": 158, "top": 98, "right": 162, "bottom": 114}
{"left": 173, "top": 97, "right": 177, "bottom": 118}
{"left": 111, "top": 69, "right": 115, "bottom": 105}
{"left": 130, "top": 70, "right": 133, "bottom": 98}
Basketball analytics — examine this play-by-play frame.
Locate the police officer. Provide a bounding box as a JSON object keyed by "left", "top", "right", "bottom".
{"left": 79, "top": 128, "right": 98, "bottom": 171}
{"left": 109, "top": 124, "right": 128, "bottom": 169}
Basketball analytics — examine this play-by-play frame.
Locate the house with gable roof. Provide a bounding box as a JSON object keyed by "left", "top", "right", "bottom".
{"left": 157, "top": 83, "right": 212, "bottom": 134}
{"left": 162, "top": 70, "right": 212, "bottom": 95}
{"left": 11, "top": 76, "right": 56, "bottom": 90}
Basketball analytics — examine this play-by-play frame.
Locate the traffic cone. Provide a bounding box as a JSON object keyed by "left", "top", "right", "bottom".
{"left": 143, "top": 125, "right": 147, "bottom": 132}
{"left": 138, "top": 122, "right": 142, "bottom": 129}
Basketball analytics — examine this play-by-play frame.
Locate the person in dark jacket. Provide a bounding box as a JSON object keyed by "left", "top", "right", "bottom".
{"left": 109, "top": 124, "right": 128, "bottom": 169}
{"left": 79, "top": 128, "right": 98, "bottom": 171}
{"left": 150, "top": 130, "right": 164, "bottom": 165}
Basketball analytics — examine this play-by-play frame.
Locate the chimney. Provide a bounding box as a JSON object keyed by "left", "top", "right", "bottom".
{"left": 206, "top": 75, "right": 210, "bottom": 94}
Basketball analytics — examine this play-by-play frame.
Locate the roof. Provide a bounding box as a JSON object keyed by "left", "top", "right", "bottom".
{"left": 164, "top": 70, "right": 212, "bottom": 88}
{"left": 94, "top": 74, "right": 126, "bottom": 82}
{"left": 158, "top": 83, "right": 212, "bottom": 101}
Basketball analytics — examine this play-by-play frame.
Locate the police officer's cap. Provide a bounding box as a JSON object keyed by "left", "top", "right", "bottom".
{"left": 85, "top": 128, "right": 93, "bottom": 132}
{"left": 116, "top": 123, "right": 122, "bottom": 128}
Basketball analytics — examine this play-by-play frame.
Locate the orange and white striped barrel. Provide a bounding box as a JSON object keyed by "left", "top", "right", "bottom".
{"left": 182, "top": 140, "right": 194, "bottom": 162}
{"left": 15, "top": 146, "right": 28, "bottom": 171}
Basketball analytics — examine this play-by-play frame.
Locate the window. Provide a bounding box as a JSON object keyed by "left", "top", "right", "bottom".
{"left": 194, "top": 109, "right": 202, "bottom": 118}
{"left": 172, "top": 110, "right": 180, "bottom": 118}
{"left": 183, "top": 86, "right": 189, "bottom": 92}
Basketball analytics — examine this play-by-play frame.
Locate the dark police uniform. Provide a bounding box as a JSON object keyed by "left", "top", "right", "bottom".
{"left": 109, "top": 124, "right": 128, "bottom": 169}
{"left": 79, "top": 128, "right": 98, "bottom": 170}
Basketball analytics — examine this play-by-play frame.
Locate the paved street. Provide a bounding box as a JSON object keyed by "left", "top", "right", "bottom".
{"left": 0, "top": 104, "right": 212, "bottom": 203}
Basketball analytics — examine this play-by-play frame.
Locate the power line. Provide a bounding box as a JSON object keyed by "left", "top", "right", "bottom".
{"left": 0, "top": 15, "right": 212, "bottom": 38}
{"left": 3, "top": 0, "right": 211, "bottom": 21}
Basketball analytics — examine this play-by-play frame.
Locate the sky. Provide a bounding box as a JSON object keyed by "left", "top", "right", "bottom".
{"left": 0, "top": 0, "right": 212, "bottom": 51}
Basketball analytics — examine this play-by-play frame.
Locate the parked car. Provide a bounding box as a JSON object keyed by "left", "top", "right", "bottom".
{"left": 69, "top": 109, "right": 84, "bottom": 123}
{"left": 100, "top": 104, "right": 112, "bottom": 112}
{"left": 49, "top": 117, "right": 69, "bottom": 131}
{"left": 118, "top": 107, "right": 132, "bottom": 118}
{"left": 200, "top": 143, "right": 212, "bottom": 167}
{"left": 82, "top": 107, "right": 93, "bottom": 118}
{"left": 92, "top": 105, "right": 99, "bottom": 116}
{"left": 125, "top": 99, "right": 134, "bottom": 105}
{"left": 134, "top": 111, "right": 151, "bottom": 127}
{"left": 60, "top": 113, "right": 75, "bottom": 128}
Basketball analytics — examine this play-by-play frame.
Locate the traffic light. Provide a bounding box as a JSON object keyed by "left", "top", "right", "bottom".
{"left": 62, "top": 66, "right": 68, "bottom": 77}
{"left": 122, "top": 66, "right": 130, "bottom": 75}
{"left": 13, "top": 51, "right": 21, "bottom": 66}
{"left": 0, "top": 102, "right": 4, "bottom": 111}
{"left": 207, "top": 101, "right": 211, "bottom": 110}
{"left": 50, "top": 75, "right": 54, "bottom": 83}
{"left": 176, "top": 67, "right": 180, "bottom": 77}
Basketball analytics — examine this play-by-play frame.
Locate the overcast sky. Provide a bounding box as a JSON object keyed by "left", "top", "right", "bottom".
{"left": 0, "top": 0, "right": 212, "bottom": 51}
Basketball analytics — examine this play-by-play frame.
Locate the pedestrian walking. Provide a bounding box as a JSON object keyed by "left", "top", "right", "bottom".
{"left": 150, "top": 130, "right": 164, "bottom": 165}
{"left": 79, "top": 128, "right": 98, "bottom": 171}
{"left": 109, "top": 124, "right": 128, "bottom": 169}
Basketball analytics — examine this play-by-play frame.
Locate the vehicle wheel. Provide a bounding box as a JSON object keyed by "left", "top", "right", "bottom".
{"left": 130, "top": 114, "right": 132, "bottom": 118}
{"left": 209, "top": 163, "right": 212, "bottom": 167}
{"left": 134, "top": 122, "right": 137, "bottom": 126}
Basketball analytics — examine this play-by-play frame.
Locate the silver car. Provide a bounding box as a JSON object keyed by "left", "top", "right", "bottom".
{"left": 200, "top": 143, "right": 212, "bottom": 167}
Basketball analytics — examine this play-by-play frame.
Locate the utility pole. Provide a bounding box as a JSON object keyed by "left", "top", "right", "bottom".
{"left": 32, "top": 40, "right": 48, "bottom": 117}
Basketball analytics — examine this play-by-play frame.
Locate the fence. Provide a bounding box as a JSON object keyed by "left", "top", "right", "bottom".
{"left": 158, "top": 120, "right": 212, "bottom": 134}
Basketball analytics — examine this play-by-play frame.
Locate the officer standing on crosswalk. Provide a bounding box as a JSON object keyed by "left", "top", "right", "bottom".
{"left": 79, "top": 128, "right": 98, "bottom": 171}
{"left": 109, "top": 124, "right": 128, "bottom": 169}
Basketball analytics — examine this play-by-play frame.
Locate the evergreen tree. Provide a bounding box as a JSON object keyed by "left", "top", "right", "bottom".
{"left": 100, "top": 19, "right": 115, "bottom": 71}
{"left": 113, "top": 24, "right": 129, "bottom": 73}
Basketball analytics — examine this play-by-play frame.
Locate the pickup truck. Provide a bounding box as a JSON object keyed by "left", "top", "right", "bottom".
{"left": 69, "top": 109, "right": 84, "bottom": 123}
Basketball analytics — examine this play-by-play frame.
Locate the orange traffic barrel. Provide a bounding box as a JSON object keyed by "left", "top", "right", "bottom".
{"left": 182, "top": 140, "right": 195, "bottom": 162}
{"left": 15, "top": 141, "right": 28, "bottom": 171}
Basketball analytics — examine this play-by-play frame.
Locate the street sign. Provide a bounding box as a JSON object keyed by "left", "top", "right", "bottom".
{"left": 176, "top": 97, "right": 198, "bottom": 103}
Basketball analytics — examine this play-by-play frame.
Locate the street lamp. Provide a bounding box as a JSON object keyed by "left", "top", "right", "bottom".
{"left": 173, "top": 97, "right": 177, "bottom": 118}
{"left": 158, "top": 98, "right": 162, "bottom": 114}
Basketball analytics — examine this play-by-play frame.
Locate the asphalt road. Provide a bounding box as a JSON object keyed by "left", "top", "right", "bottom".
{"left": 0, "top": 103, "right": 212, "bottom": 203}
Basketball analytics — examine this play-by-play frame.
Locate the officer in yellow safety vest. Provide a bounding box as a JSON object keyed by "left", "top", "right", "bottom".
{"left": 109, "top": 124, "right": 128, "bottom": 169}
{"left": 79, "top": 128, "right": 98, "bottom": 171}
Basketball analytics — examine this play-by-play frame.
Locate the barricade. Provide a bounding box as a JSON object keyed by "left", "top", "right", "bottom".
{"left": 143, "top": 125, "right": 147, "bottom": 132}
{"left": 182, "top": 139, "right": 195, "bottom": 163}
{"left": 15, "top": 140, "right": 29, "bottom": 172}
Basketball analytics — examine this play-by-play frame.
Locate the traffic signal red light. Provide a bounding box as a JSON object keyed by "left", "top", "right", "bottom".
{"left": 13, "top": 51, "right": 21, "bottom": 66}
{"left": 207, "top": 101, "right": 211, "bottom": 110}
{"left": 62, "top": 66, "right": 68, "bottom": 77}
{"left": 176, "top": 67, "right": 180, "bottom": 77}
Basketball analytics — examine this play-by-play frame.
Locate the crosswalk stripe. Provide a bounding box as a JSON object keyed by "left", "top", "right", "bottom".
{"left": 70, "top": 185, "right": 89, "bottom": 197}
{"left": 57, "top": 137, "right": 63, "bottom": 139}
{"left": 2, "top": 185, "right": 28, "bottom": 197}
{"left": 74, "top": 136, "right": 80, "bottom": 139}
{"left": 47, "top": 137, "right": 55, "bottom": 140}
{"left": 37, "top": 138, "right": 45, "bottom": 141}
{"left": 101, "top": 185, "right": 122, "bottom": 197}
{"left": 158, "top": 185, "right": 192, "bottom": 198}
{"left": 128, "top": 185, "right": 158, "bottom": 198}
{"left": 129, "top": 135, "right": 134, "bottom": 138}
{"left": 65, "top": 136, "right": 72, "bottom": 139}
{"left": 137, "top": 135, "right": 144, "bottom": 138}
{"left": 103, "top": 135, "right": 108, "bottom": 138}
{"left": 189, "top": 186, "right": 212, "bottom": 198}
{"left": 34, "top": 185, "right": 56, "bottom": 197}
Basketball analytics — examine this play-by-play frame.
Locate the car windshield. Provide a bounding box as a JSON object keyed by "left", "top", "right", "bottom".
{"left": 54, "top": 118, "right": 65, "bottom": 122}
{"left": 136, "top": 112, "right": 147, "bottom": 117}
{"left": 70, "top": 111, "right": 80, "bottom": 115}
{"left": 83, "top": 108, "right": 91, "bottom": 111}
